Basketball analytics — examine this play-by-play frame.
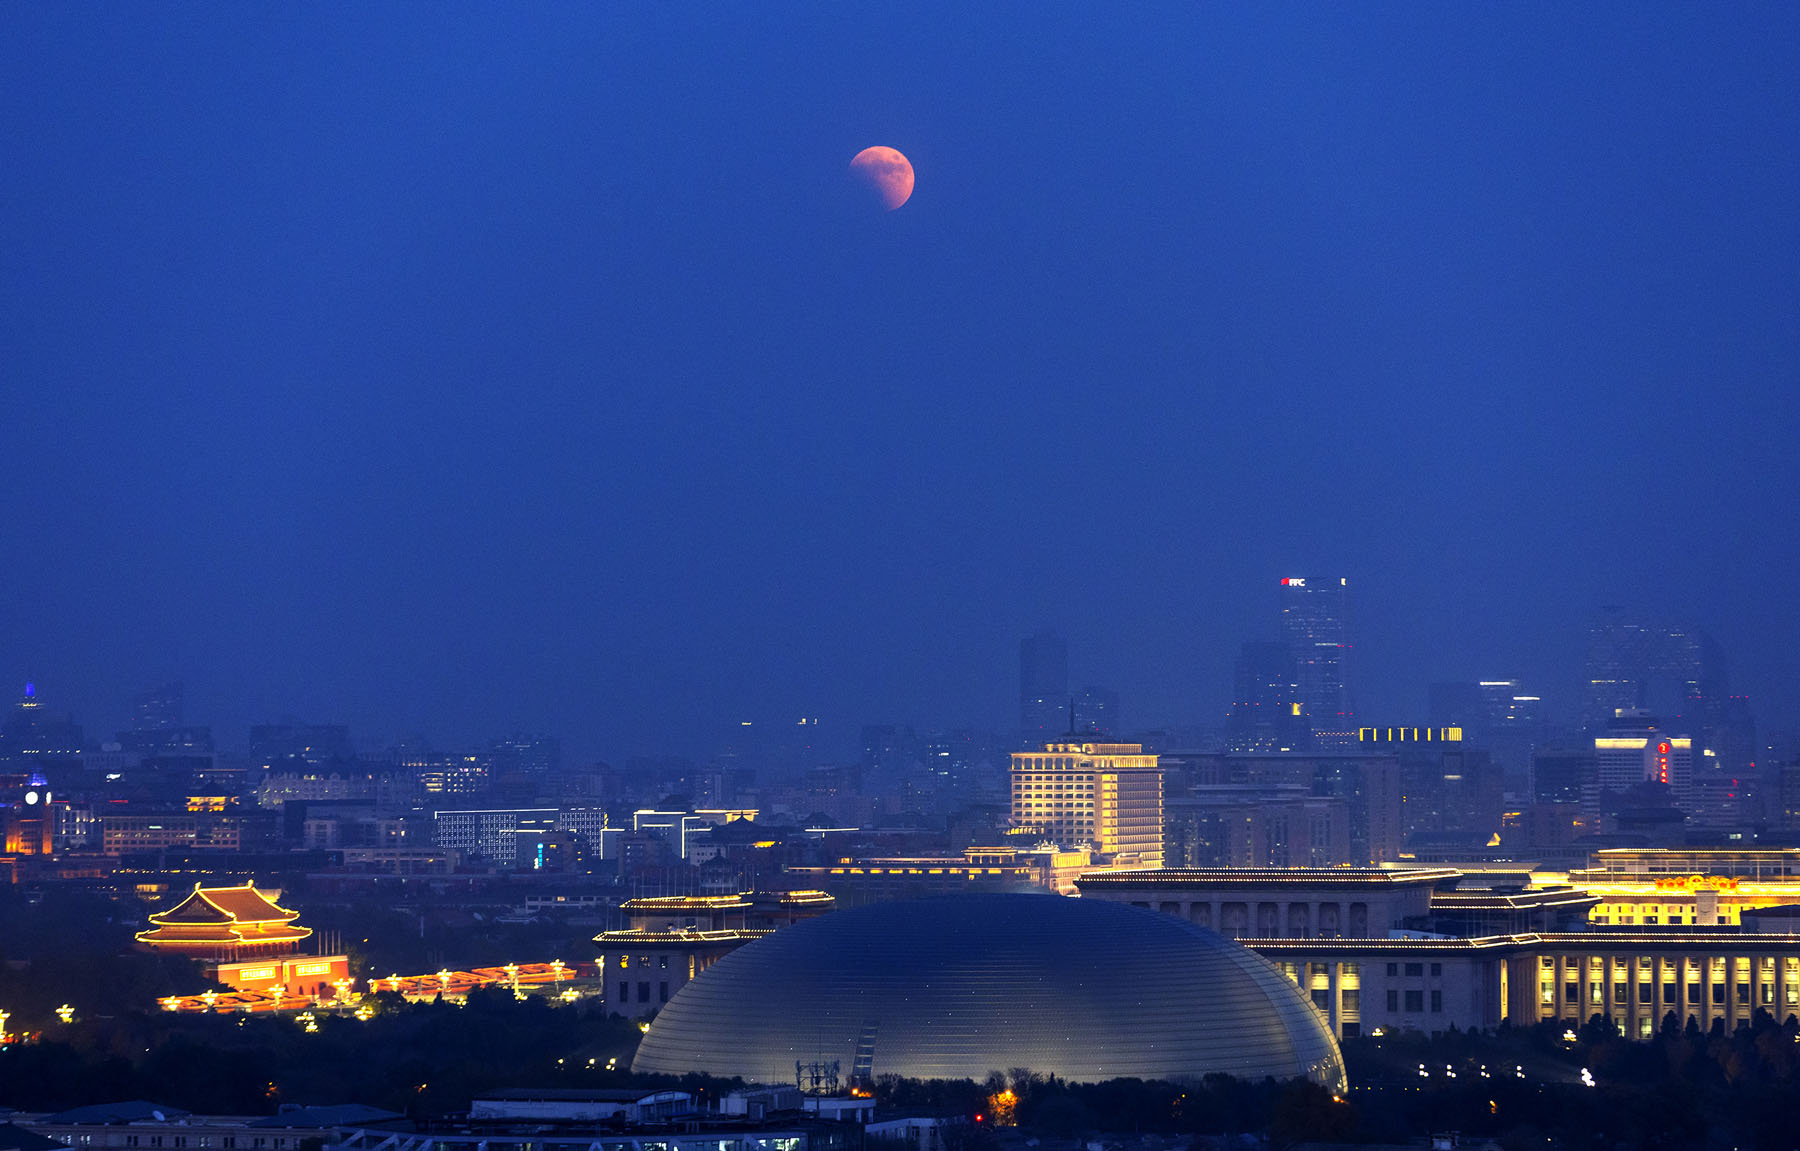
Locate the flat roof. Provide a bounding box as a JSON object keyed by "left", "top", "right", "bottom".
{"left": 1241, "top": 930, "right": 1800, "bottom": 957}
{"left": 1430, "top": 889, "right": 1601, "bottom": 910}
{"left": 1076, "top": 867, "right": 1459, "bottom": 888}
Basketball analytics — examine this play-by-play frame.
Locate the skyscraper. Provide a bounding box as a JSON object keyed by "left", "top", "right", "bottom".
{"left": 132, "top": 682, "right": 184, "bottom": 732}
{"left": 1227, "top": 641, "right": 1306, "bottom": 752}
{"left": 1019, "top": 630, "right": 1069, "bottom": 738}
{"left": 1582, "top": 608, "right": 1727, "bottom": 735}
{"left": 1072, "top": 685, "right": 1120, "bottom": 735}
{"left": 1431, "top": 679, "right": 1543, "bottom": 796}
{"left": 1278, "top": 578, "right": 1353, "bottom": 748}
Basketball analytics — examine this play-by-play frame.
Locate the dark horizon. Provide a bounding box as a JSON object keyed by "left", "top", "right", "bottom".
{"left": 4, "top": 5, "right": 1797, "bottom": 763}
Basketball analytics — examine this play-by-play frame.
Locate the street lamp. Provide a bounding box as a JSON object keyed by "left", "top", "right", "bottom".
{"left": 54, "top": 1005, "right": 74, "bottom": 1025}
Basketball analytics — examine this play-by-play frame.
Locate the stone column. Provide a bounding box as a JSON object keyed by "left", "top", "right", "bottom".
{"left": 1328, "top": 962, "right": 1341, "bottom": 1036}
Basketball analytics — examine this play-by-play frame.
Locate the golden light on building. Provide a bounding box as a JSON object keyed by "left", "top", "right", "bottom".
{"left": 134, "top": 883, "right": 313, "bottom": 958}
{"left": 1010, "top": 741, "right": 1163, "bottom": 866}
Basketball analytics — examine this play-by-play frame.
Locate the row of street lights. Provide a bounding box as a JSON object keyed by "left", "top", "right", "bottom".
{"left": 0, "top": 1005, "right": 77, "bottom": 1044}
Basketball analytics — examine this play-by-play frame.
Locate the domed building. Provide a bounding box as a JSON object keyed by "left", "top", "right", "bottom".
{"left": 632, "top": 894, "right": 1344, "bottom": 1091}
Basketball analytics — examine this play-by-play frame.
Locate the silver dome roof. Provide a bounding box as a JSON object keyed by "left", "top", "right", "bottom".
{"left": 632, "top": 894, "right": 1344, "bottom": 1091}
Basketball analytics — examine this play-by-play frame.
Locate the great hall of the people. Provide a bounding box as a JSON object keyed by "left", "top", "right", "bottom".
{"left": 1077, "top": 848, "right": 1800, "bottom": 1041}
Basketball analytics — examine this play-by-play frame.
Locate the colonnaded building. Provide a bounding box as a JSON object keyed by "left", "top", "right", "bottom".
{"left": 1080, "top": 853, "right": 1800, "bottom": 1041}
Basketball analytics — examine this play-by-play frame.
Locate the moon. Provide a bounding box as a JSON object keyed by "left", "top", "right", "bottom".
{"left": 849, "top": 146, "right": 914, "bottom": 211}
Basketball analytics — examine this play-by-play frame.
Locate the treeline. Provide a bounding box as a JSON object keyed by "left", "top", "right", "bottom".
{"left": 875, "top": 1070, "right": 1350, "bottom": 1145}
{"left": 1339, "top": 1014, "right": 1800, "bottom": 1150}
{"left": 0, "top": 989, "right": 674, "bottom": 1117}
{"left": 0, "top": 989, "right": 1357, "bottom": 1143}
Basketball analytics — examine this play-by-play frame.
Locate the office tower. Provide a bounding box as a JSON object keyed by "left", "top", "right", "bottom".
{"left": 1011, "top": 740, "right": 1163, "bottom": 865}
{"left": 490, "top": 733, "right": 561, "bottom": 776}
{"left": 1228, "top": 641, "right": 1306, "bottom": 752}
{"left": 249, "top": 723, "right": 354, "bottom": 772}
{"left": 1532, "top": 746, "right": 1597, "bottom": 806}
{"left": 1594, "top": 709, "right": 1693, "bottom": 804}
{"left": 860, "top": 724, "right": 921, "bottom": 773}
{"left": 1358, "top": 727, "right": 1500, "bottom": 847}
{"left": 1278, "top": 577, "right": 1353, "bottom": 747}
{"left": 1481, "top": 680, "right": 1544, "bottom": 794}
{"left": 133, "top": 682, "right": 184, "bottom": 731}
{"left": 1435, "top": 680, "right": 1546, "bottom": 796}
{"left": 1019, "top": 630, "right": 1069, "bottom": 738}
{"left": 1583, "top": 608, "right": 1728, "bottom": 735}
{"left": 0, "top": 683, "right": 84, "bottom": 768}
{"left": 1072, "top": 685, "right": 1120, "bottom": 735}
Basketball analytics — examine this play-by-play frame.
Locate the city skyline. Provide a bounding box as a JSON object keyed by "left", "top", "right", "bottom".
{"left": 0, "top": 588, "right": 1773, "bottom": 764}
{"left": 4, "top": 6, "right": 1797, "bottom": 761}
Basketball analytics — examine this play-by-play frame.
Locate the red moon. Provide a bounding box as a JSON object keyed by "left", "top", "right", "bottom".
{"left": 849, "top": 146, "right": 914, "bottom": 211}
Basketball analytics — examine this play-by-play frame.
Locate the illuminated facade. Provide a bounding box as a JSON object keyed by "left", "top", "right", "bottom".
{"left": 1555, "top": 849, "right": 1800, "bottom": 927}
{"left": 1, "top": 775, "right": 54, "bottom": 856}
{"left": 1245, "top": 932, "right": 1800, "bottom": 1041}
{"left": 1594, "top": 710, "right": 1694, "bottom": 802}
{"left": 101, "top": 813, "right": 242, "bottom": 856}
{"left": 1010, "top": 741, "right": 1162, "bottom": 865}
{"left": 1077, "top": 866, "right": 1454, "bottom": 938}
{"left": 212, "top": 953, "right": 352, "bottom": 998}
{"left": 1082, "top": 862, "right": 1800, "bottom": 1041}
{"left": 135, "top": 882, "right": 314, "bottom": 958}
{"left": 593, "top": 890, "right": 833, "bottom": 1018}
{"left": 784, "top": 843, "right": 1100, "bottom": 903}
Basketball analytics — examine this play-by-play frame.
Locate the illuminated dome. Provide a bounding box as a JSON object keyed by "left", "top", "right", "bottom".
{"left": 631, "top": 894, "right": 1344, "bottom": 1090}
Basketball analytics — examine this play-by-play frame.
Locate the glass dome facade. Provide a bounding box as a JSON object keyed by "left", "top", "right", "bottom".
{"left": 632, "top": 893, "right": 1345, "bottom": 1091}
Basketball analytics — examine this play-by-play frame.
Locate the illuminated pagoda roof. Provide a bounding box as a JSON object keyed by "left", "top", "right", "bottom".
{"left": 135, "top": 882, "right": 313, "bottom": 956}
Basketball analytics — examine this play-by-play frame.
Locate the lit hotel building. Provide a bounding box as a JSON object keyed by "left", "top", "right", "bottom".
{"left": 1011, "top": 741, "right": 1162, "bottom": 866}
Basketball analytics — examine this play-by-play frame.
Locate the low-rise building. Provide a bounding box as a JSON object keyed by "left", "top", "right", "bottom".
{"left": 593, "top": 890, "right": 834, "bottom": 1017}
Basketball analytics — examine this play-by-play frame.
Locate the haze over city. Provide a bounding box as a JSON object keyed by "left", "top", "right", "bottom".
{"left": 5, "top": 6, "right": 1798, "bottom": 759}
{"left": 13, "top": 7, "right": 1800, "bottom": 1150}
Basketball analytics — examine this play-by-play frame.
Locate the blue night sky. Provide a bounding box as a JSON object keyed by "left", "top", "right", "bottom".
{"left": 3, "top": 5, "right": 1797, "bottom": 759}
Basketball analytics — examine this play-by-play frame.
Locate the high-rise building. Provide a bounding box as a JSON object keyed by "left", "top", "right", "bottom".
{"left": 490, "top": 733, "right": 561, "bottom": 776}
{"left": 1228, "top": 641, "right": 1306, "bottom": 752}
{"left": 0, "top": 683, "right": 84, "bottom": 769}
{"left": 1072, "top": 685, "right": 1120, "bottom": 735}
{"left": 1583, "top": 608, "right": 1728, "bottom": 736}
{"left": 1011, "top": 740, "right": 1162, "bottom": 866}
{"left": 1358, "top": 727, "right": 1500, "bottom": 848}
{"left": 132, "top": 682, "right": 184, "bottom": 731}
{"left": 1594, "top": 709, "right": 1694, "bottom": 805}
{"left": 1278, "top": 578, "right": 1353, "bottom": 747}
{"left": 1019, "top": 630, "right": 1069, "bottom": 738}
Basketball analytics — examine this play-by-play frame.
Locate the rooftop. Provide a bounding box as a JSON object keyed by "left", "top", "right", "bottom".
{"left": 1076, "top": 867, "right": 1460, "bottom": 888}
